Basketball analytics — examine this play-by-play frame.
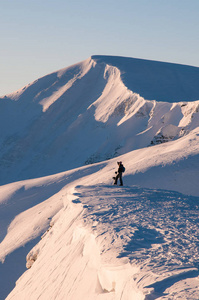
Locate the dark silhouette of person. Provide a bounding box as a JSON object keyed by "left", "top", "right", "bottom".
{"left": 114, "top": 161, "right": 124, "bottom": 186}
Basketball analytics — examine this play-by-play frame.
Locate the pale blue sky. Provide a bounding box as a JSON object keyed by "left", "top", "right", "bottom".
{"left": 1, "top": 0, "right": 199, "bottom": 96}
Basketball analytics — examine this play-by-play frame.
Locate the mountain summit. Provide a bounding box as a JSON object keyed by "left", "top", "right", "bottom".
{"left": 0, "top": 56, "right": 199, "bottom": 185}
{"left": 0, "top": 56, "right": 199, "bottom": 300}
{"left": 92, "top": 55, "right": 199, "bottom": 102}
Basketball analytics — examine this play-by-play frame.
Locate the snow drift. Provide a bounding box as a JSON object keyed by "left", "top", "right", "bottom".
{"left": 0, "top": 55, "right": 199, "bottom": 299}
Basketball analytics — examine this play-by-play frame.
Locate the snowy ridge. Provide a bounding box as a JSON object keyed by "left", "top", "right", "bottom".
{"left": 0, "top": 56, "right": 199, "bottom": 299}
{"left": 4, "top": 183, "right": 199, "bottom": 299}
{"left": 0, "top": 128, "right": 199, "bottom": 299}
{"left": 1, "top": 56, "right": 199, "bottom": 185}
{"left": 92, "top": 55, "right": 199, "bottom": 102}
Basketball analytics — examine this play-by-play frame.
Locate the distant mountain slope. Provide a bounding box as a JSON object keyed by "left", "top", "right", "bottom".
{"left": 92, "top": 55, "right": 199, "bottom": 102}
{"left": 0, "top": 56, "right": 199, "bottom": 185}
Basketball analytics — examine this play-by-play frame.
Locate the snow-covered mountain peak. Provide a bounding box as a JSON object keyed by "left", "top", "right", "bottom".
{"left": 5, "top": 57, "right": 96, "bottom": 107}
{"left": 1, "top": 55, "right": 199, "bottom": 299}
{"left": 92, "top": 55, "right": 199, "bottom": 102}
{"left": 1, "top": 56, "right": 199, "bottom": 185}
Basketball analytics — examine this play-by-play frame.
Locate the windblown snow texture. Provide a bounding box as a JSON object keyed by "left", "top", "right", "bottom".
{"left": 0, "top": 56, "right": 199, "bottom": 299}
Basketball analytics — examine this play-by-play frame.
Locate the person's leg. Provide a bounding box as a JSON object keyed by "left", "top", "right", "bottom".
{"left": 119, "top": 173, "right": 123, "bottom": 186}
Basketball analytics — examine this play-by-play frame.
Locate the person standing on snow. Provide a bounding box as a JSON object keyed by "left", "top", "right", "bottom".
{"left": 114, "top": 161, "right": 125, "bottom": 186}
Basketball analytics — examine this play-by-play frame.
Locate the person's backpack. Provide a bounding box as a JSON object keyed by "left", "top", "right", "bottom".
{"left": 121, "top": 165, "right": 125, "bottom": 173}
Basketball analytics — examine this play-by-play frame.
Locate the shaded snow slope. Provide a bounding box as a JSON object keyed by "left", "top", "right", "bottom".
{"left": 0, "top": 163, "right": 104, "bottom": 299}
{"left": 1, "top": 56, "right": 199, "bottom": 185}
{"left": 92, "top": 55, "right": 199, "bottom": 102}
{"left": 0, "top": 125, "right": 199, "bottom": 298}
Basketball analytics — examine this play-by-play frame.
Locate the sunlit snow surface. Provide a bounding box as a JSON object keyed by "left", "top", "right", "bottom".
{"left": 0, "top": 56, "right": 199, "bottom": 299}
{"left": 4, "top": 184, "right": 199, "bottom": 300}
{"left": 79, "top": 185, "right": 199, "bottom": 299}
{"left": 1, "top": 56, "right": 199, "bottom": 185}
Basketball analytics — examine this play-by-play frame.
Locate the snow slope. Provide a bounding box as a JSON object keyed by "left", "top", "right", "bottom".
{"left": 0, "top": 56, "right": 199, "bottom": 299}
{"left": 92, "top": 55, "right": 199, "bottom": 102}
{"left": 0, "top": 129, "right": 199, "bottom": 299}
{"left": 1, "top": 56, "right": 199, "bottom": 185}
